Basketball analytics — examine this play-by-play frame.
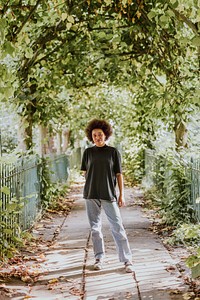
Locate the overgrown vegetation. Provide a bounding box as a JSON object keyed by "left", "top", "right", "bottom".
{"left": 141, "top": 148, "right": 200, "bottom": 280}
{"left": 45, "top": 183, "right": 72, "bottom": 214}
{"left": 186, "top": 247, "right": 200, "bottom": 279}
{"left": 123, "top": 144, "right": 145, "bottom": 185}
{"left": 0, "top": 155, "right": 70, "bottom": 261}
{"left": 0, "top": 0, "right": 199, "bottom": 153}
{"left": 166, "top": 224, "right": 200, "bottom": 247}
{"left": 143, "top": 149, "right": 196, "bottom": 225}
{"left": 0, "top": 194, "right": 24, "bottom": 260}
{"left": 165, "top": 224, "right": 200, "bottom": 279}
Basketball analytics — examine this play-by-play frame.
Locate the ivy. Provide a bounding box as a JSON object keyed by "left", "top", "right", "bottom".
{"left": 186, "top": 248, "right": 200, "bottom": 279}
{"left": 0, "top": 154, "right": 70, "bottom": 260}
{"left": 166, "top": 224, "right": 200, "bottom": 246}
{"left": 0, "top": 0, "right": 199, "bottom": 151}
{"left": 165, "top": 223, "right": 200, "bottom": 279}
{"left": 0, "top": 194, "right": 24, "bottom": 260}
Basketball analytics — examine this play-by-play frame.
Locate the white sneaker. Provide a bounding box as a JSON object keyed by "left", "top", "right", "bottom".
{"left": 125, "top": 262, "right": 134, "bottom": 273}
{"left": 94, "top": 259, "right": 103, "bottom": 270}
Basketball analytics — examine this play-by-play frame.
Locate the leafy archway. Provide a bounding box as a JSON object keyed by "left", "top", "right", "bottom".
{"left": 0, "top": 0, "right": 199, "bottom": 151}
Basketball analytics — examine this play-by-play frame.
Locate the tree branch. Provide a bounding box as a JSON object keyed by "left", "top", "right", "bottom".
{"left": 12, "top": 0, "right": 42, "bottom": 42}
{"left": 34, "top": 39, "right": 67, "bottom": 65}
{"left": 169, "top": 6, "right": 199, "bottom": 36}
{"left": 0, "top": 0, "right": 10, "bottom": 16}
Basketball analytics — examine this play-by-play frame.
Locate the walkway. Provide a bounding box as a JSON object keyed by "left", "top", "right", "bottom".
{"left": 1, "top": 182, "right": 188, "bottom": 300}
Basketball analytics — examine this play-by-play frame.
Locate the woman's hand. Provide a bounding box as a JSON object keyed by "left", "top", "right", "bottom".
{"left": 116, "top": 173, "right": 125, "bottom": 207}
{"left": 118, "top": 195, "right": 126, "bottom": 207}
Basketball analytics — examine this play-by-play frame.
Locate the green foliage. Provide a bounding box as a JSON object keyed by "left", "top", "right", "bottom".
{"left": 36, "top": 156, "right": 70, "bottom": 212}
{"left": 0, "top": 155, "right": 24, "bottom": 260}
{"left": 46, "top": 183, "right": 70, "bottom": 213}
{"left": 145, "top": 149, "right": 196, "bottom": 225}
{"left": 0, "top": 154, "right": 70, "bottom": 260}
{"left": 1, "top": 129, "right": 18, "bottom": 154}
{"left": 186, "top": 248, "right": 200, "bottom": 279}
{"left": 123, "top": 144, "right": 145, "bottom": 185}
{"left": 0, "top": 103, "right": 18, "bottom": 154}
{"left": 164, "top": 223, "right": 200, "bottom": 279}
{"left": 0, "top": 0, "right": 199, "bottom": 153}
{"left": 143, "top": 186, "right": 162, "bottom": 210}
{"left": 159, "top": 151, "right": 195, "bottom": 224}
{"left": 166, "top": 224, "right": 200, "bottom": 246}
{"left": 38, "top": 157, "right": 52, "bottom": 207}
{"left": 44, "top": 182, "right": 69, "bottom": 209}
{"left": 37, "top": 157, "right": 64, "bottom": 208}
{"left": 0, "top": 195, "right": 24, "bottom": 260}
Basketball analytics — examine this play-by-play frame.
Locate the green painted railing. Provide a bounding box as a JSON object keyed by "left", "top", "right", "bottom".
{"left": 0, "top": 154, "right": 70, "bottom": 235}
{"left": 190, "top": 157, "right": 200, "bottom": 221}
{"left": 48, "top": 154, "right": 70, "bottom": 184}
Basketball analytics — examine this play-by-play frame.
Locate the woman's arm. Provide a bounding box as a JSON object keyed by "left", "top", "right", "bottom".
{"left": 116, "top": 173, "right": 125, "bottom": 207}
{"left": 82, "top": 171, "right": 86, "bottom": 178}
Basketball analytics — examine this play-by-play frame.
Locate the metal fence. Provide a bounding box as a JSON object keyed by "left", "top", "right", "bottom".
{"left": 144, "top": 149, "right": 200, "bottom": 221}
{"left": 190, "top": 158, "right": 200, "bottom": 221}
{"left": 144, "top": 149, "right": 157, "bottom": 187}
{"left": 48, "top": 154, "right": 70, "bottom": 184}
{"left": 68, "top": 147, "right": 83, "bottom": 169}
{"left": 0, "top": 154, "right": 70, "bottom": 239}
{"left": 16, "top": 155, "right": 42, "bottom": 230}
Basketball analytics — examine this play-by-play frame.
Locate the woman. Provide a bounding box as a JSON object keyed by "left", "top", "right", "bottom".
{"left": 81, "top": 118, "right": 133, "bottom": 273}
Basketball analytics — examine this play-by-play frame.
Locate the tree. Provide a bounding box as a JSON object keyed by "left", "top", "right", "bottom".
{"left": 0, "top": 0, "right": 199, "bottom": 152}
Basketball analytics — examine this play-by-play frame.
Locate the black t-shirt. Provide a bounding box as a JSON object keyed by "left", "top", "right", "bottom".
{"left": 81, "top": 145, "right": 122, "bottom": 201}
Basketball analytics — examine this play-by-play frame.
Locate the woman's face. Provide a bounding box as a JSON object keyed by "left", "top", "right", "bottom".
{"left": 92, "top": 128, "right": 106, "bottom": 147}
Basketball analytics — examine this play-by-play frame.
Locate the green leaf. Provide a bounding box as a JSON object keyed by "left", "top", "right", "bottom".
{"left": 159, "top": 15, "right": 169, "bottom": 24}
{"left": 3, "top": 41, "right": 15, "bottom": 56}
{"left": 61, "top": 13, "right": 68, "bottom": 21}
{"left": 179, "top": 37, "right": 189, "bottom": 46}
{"left": 6, "top": 202, "right": 19, "bottom": 212}
{"left": 156, "top": 100, "right": 163, "bottom": 110}
{"left": 166, "top": 9, "right": 175, "bottom": 18}
{"left": 191, "top": 36, "right": 200, "bottom": 47}
{"left": 4, "top": 86, "right": 14, "bottom": 98}
{"left": 71, "top": 24, "right": 79, "bottom": 31}
{"left": 169, "top": 0, "right": 179, "bottom": 8}
{"left": 3, "top": 229, "right": 13, "bottom": 235}
{"left": 0, "top": 19, "right": 7, "bottom": 42}
{"left": 97, "top": 31, "right": 107, "bottom": 39}
{"left": 13, "top": 236, "right": 23, "bottom": 244}
{"left": 25, "top": 48, "right": 33, "bottom": 59}
{"left": 104, "top": 0, "right": 112, "bottom": 5}
{"left": 67, "top": 15, "right": 74, "bottom": 23}
{"left": 1, "top": 186, "right": 10, "bottom": 195}
{"left": 147, "top": 11, "right": 156, "bottom": 20}
{"left": 191, "top": 263, "right": 200, "bottom": 279}
{"left": 66, "top": 23, "right": 72, "bottom": 30}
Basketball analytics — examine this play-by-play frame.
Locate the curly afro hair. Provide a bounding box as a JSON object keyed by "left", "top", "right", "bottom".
{"left": 85, "top": 119, "right": 113, "bottom": 142}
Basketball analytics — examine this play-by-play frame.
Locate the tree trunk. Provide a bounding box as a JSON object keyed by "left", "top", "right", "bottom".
{"left": 56, "top": 131, "right": 62, "bottom": 154}
{"left": 25, "top": 114, "right": 33, "bottom": 150}
{"left": 174, "top": 120, "right": 188, "bottom": 151}
{"left": 48, "top": 134, "right": 55, "bottom": 154}
{"left": 62, "top": 128, "right": 70, "bottom": 153}
{"left": 38, "top": 125, "right": 56, "bottom": 156}
{"left": 17, "top": 115, "right": 33, "bottom": 151}
{"left": 38, "top": 125, "right": 48, "bottom": 156}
